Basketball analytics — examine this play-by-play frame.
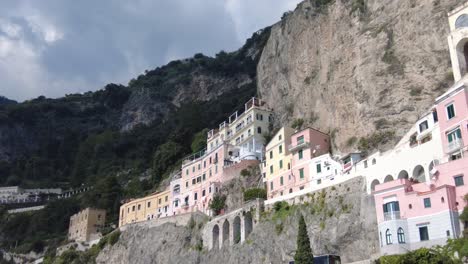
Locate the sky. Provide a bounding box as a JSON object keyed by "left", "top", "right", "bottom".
{"left": 0, "top": 0, "right": 302, "bottom": 102}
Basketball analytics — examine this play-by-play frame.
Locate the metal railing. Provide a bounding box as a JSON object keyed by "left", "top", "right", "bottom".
{"left": 446, "top": 139, "right": 463, "bottom": 154}
{"left": 288, "top": 141, "right": 310, "bottom": 152}
{"left": 384, "top": 211, "right": 401, "bottom": 221}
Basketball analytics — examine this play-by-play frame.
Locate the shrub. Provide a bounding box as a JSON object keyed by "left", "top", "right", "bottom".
{"left": 240, "top": 169, "right": 251, "bottom": 177}
{"left": 108, "top": 230, "right": 121, "bottom": 246}
{"left": 291, "top": 118, "right": 304, "bottom": 130}
{"left": 244, "top": 188, "right": 267, "bottom": 201}
{"left": 209, "top": 194, "right": 226, "bottom": 216}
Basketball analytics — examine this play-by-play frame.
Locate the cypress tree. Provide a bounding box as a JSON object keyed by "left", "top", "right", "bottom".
{"left": 294, "top": 214, "right": 314, "bottom": 264}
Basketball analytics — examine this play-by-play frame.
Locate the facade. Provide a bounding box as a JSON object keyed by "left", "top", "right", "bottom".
{"left": 0, "top": 186, "right": 62, "bottom": 204}
{"left": 206, "top": 97, "right": 273, "bottom": 161}
{"left": 68, "top": 208, "right": 106, "bottom": 242}
{"left": 373, "top": 5, "right": 468, "bottom": 255}
{"left": 263, "top": 127, "right": 338, "bottom": 204}
{"left": 119, "top": 189, "right": 171, "bottom": 227}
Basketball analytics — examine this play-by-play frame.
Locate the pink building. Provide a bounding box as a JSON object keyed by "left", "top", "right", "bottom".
{"left": 263, "top": 127, "right": 331, "bottom": 202}
{"left": 373, "top": 19, "right": 468, "bottom": 254}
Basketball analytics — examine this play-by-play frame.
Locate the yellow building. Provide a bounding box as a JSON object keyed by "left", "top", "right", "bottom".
{"left": 261, "top": 127, "right": 294, "bottom": 195}
{"left": 68, "top": 208, "right": 106, "bottom": 242}
{"left": 119, "top": 189, "right": 171, "bottom": 227}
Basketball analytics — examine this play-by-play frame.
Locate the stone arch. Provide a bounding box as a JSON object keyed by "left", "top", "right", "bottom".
{"left": 370, "top": 179, "right": 380, "bottom": 191}
{"left": 244, "top": 211, "right": 253, "bottom": 239}
{"left": 233, "top": 216, "right": 241, "bottom": 244}
{"left": 222, "top": 220, "right": 230, "bottom": 247}
{"left": 398, "top": 170, "right": 409, "bottom": 179}
{"left": 212, "top": 224, "right": 220, "bottom": 249}
{"left": 384, "top": 175, "right": 394, "bottom": 183}
{"left": 413, "top": 165, "right": 426, "bottom": 182}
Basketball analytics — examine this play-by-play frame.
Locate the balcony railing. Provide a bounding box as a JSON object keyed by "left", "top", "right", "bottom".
{"left": 446, "top": 138, "right": 463, "bottom": 154}
{"left": 384, "top": 211, "right": 401, "bottom": 221}
{"left": 288, "top": 141, "right": 310, "bottom": 152}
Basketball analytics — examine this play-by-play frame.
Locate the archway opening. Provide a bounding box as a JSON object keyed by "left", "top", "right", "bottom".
{"left": 244, "top": 212, "right": 253, "bottom": 238}
{"left": 398, "top": 170, "right": 409, "bottom": 180}
{"left": 428, "top": 159, "right": 439, "bottom": 173}
{"left": 222, "top": 220, "right": 230, "bottom": 247}
{"left": 370, "top": 179, "right": 380, "bottom": 191}
{"left": 464, "top": 42, "right": 468, "bottom": 71}
{"left": 384, "top": 175, "right": 394, "bottom": 183}
{"left": 233, "top": 216, "right": 241, "bottom": 244}
{"left": 212, "top": 224, "right": 220, "bottom": 249}
{"left": 412, "top": 165, "right": 426, "bottom": 182}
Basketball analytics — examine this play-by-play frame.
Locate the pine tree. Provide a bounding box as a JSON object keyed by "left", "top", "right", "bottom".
{"left": 294, "top": 214, "right": 314, "bottom": 264}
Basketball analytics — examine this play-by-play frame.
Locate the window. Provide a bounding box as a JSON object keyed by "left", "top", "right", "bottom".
{"left": 423, "top": 198, "right": 431, "bottom": 208}
{"left": 289, "top": 188, "right": 293, "bottom": 193}
{"left": 447, "top": 128, "right": 462, "bottom": 143}
{"left": 317, "top": 179, "right": 322, "bottom": 184}
{"left": 186, "top": 181, "right": 189, "bottom": 188}
{"left": 280, "top": 176, "right": 284, "bottom": 186}
{"left": 279, "top": 160, "right": 283, "bottom": 169}
{"left": 298, "top": 149, "right": 303, "bottom": 159}
{"left": 419, "top": 226, "right": 429, "bottom": 241}
{"left": 158, "top": 198, "right": 162, "bottom": 204}
{"left": 202, "top": 190, "right": 206, "bottom": 197}
{"left": 270, "top": 165, "right": 273, "bottom": 174}
{"left": 192, "top": 179, "right": 196, "bottom": 185}
{"left": 455, "top": 175, "right": 464, "bottom": 186}
{"left": 432, "top": 110, "right": 438, "bottom": 123}
{"left": 192, "top": 167, "right": 195, "bottom": 172}
{"left": 288, "top": 163, "right": 291, "bottom": 170}
{"left": 194, "top": 193, "right": 198, "bottom": 200}
{"left": 279, "top": 145, "right": 283, "bottom": 154}
{"left": 446, "top": 104, "right": 456, "bottom": 120}
{"left": 397, "top": 228, "right": 405, "bottom": 244}
{"left": 270, "top": 182, "right": 273, "bottom": 191}
{"left": 297, "top": 135, "right": 304, "bottom": 144}
{"left": 299, "top": 168, "right": 304, "bottom": 179}
{"left": 279, "top": 135, "right": 282, "bottom": 140}
{"left": 280, "top": 191, "right": 283, "bottom": 196}
{"left": 299, "top": 186, "right": 304, "bottom": 190}
{"left": 186, "top": 169, "right": 189, "bottom": 175}
{"left": 147, "top": 202, "right": 151, "bottom": 208}
{"left": 316, "top": 163, "right": 322, "bottom": 173}
{"left": 165, "top": 196, "right": 168, "bottom": 202}
{"left": 204, "top": 161, "right": 206, "bottom": 168}
{"left": 419, "top": 120, "right": 429, "bottom": 133}
{"left": 385, "top": 229, "right": 392, "bottom": 245}
{"left": 257, "top": 127, "right": 262, "bottom": 134}
{"left": 202, "top": 174, "right": 206, "bottom": 181}
{"left": 270, "top": 151, "right": 273, "bottom": 159}
{"left": 372, "top": 158, "right": 376, "bottom": 165}
{"left": 198, "top": 164, "right": 201, "bottom": 170}
{"left": 138, "top": 204, "right": 141, "bottom": 210}
{"left": 209, "top": 187, "right": 212, "bottom": 193}
{"left": 197, "top": 176, "right": 201, "bottom": 183}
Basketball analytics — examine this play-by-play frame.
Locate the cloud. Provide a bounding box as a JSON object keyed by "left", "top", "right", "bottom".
{"left": 0, "top": 0, "right": 301, "bottom": 102}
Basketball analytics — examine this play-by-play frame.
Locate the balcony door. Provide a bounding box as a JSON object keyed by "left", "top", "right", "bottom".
{"left": 447, "top": 128, "right": 462, "bottom": 143}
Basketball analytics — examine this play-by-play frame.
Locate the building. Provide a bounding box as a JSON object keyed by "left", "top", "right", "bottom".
{"left": 173, "top": 97, "right": 272, "bottom": 216}
{"left": 68, "top": 208, "right": 106, "bottom": 242}
{"left": 373, "top": 5, "right": 468, "bottom": 255}
{"left": 206, "top": 97, "right": 273, "bottom": 161}
{"left": 119, "top": 189, "right": 171, "bottom": 227}
{"left": 0, "top": 186, "right": 62, "bottom": 204}
{"left": 263, "top": 127, "right": 339, "bottom": 204}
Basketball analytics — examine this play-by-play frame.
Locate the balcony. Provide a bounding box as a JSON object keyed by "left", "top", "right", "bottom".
{"left": 446, "top": 138, "right": 463, "bottom": 154}
{"left": 288, "top": 141, "right": 310, "bottom": 152}
{"left": 384, "top": 211, "right": 401, "bottom": 221}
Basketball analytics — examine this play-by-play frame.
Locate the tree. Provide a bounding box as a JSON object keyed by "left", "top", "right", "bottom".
{"left": 294, "top": 214, "right": 314, "bottom": 264}
{"left": 209, "top": 194, "right": 226, "bottom": 216}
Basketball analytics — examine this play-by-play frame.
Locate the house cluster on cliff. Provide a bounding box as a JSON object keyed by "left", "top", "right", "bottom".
{"left": 70, "top": 2, "right": 468, "bottom": 256}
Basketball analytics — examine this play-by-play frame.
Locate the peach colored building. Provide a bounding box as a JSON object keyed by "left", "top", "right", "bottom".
{"left": 119, "top": 189, "right": 171, "bottom": 227}
{"left": 374, "top": 5, "right": 468, "bottom": 255}
{"left": 68, "top": 208, "right": 106, "bottom": 242}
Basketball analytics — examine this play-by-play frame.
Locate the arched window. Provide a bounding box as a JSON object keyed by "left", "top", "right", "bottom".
{"left": 455, "top": 14, "right": 468, "bottom": 29}
{"left": 397, "top": 228, "right": 405, "bottom": 244}
{"left": 386, "top": 229, "right": 392, "bottom": 245}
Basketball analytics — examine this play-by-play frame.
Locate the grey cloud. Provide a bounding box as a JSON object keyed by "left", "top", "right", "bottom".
{"left": 0, "top": 0, "right": 301, "bottom": 101}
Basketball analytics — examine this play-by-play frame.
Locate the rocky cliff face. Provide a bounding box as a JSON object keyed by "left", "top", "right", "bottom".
{"left": 258, "top": 0, "right": 459, "bottom": 152}
{"left": 97, "top": 177, "right": 378, "bottom": 264}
